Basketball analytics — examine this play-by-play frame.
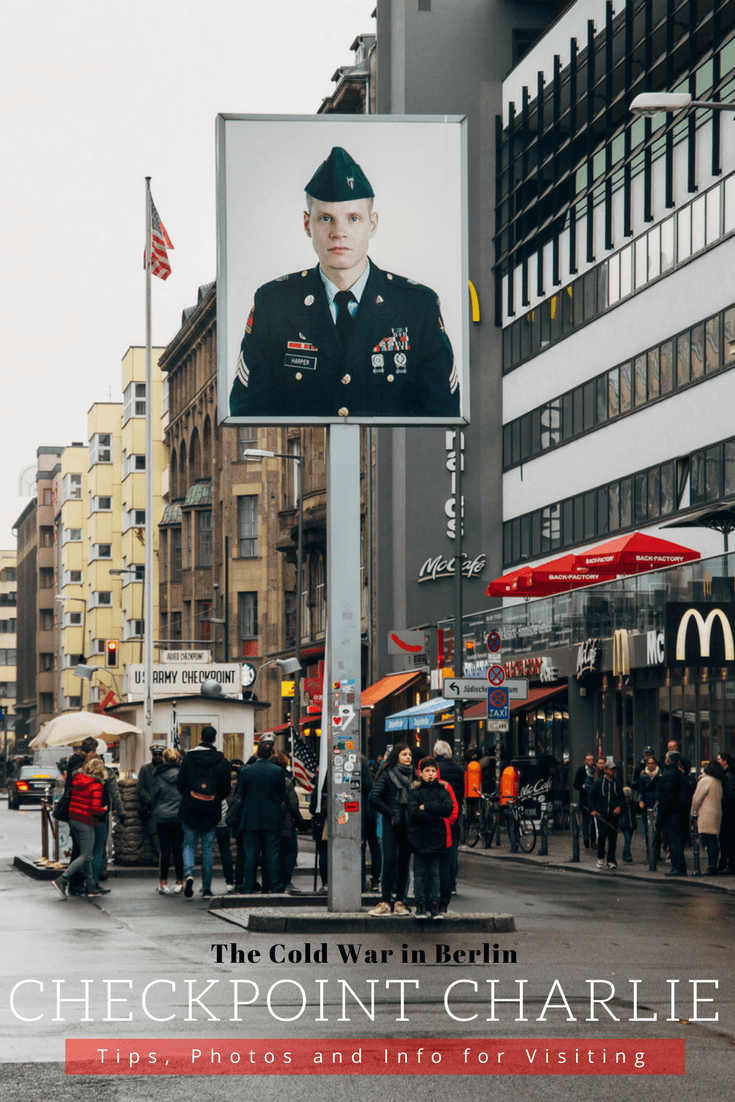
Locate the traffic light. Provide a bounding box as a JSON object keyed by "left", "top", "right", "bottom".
{"left": 106, "top": 640, "right": 118, "bottom": 667}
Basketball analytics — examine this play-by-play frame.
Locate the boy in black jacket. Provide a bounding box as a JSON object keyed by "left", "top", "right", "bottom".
{"left": 407, "top": 758, "right": 453, "bottom": 920}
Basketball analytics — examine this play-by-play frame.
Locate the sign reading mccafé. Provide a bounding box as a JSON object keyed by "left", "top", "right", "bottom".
{"left": 665, "top": 603, "right": 735, "bottom": 667}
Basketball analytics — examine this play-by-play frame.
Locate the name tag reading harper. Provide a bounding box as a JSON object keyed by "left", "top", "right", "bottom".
{"left": 284, "top": 353, "right": 317, "bottom": 370}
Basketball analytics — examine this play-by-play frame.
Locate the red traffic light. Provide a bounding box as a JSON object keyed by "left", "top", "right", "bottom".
{"left": 106, "top": 640, "right": 118, "bottom": 667}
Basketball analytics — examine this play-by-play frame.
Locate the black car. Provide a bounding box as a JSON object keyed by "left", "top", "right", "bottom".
{"left": 8, "top": 766, "right": 57, "bottom": 809}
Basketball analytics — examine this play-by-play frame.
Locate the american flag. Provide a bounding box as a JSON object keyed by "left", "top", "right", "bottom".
{"left": 291, "top": 731, "right": 318, "bottom": 793}
{"left": 145, "top": 198, "right": 174, "bottom": 280}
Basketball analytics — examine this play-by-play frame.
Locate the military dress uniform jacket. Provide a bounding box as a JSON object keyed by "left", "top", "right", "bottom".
{"left": 229, "top": 262, "right": 460, "bottom": 419}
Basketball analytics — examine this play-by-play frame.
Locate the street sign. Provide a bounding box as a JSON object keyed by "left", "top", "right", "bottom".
{"left": 487, "top": 664, "right": 505, "bottom": 686}
{"left": 160, "top": 649, "right": 212, "bottom": 664}
{"left": 442, "top": 677, "right": 492, "bottom": 700}
{"left": 486, "top": 630, "right": 502, "bottom": 652}
{"left": 505, "top": 678, "right": 529, "bottom": 700}
{"left": 487, "top": 719, "right": 510, "bottom": 731}
{"left": 487, "top": 686, "right": 509, "bottom": 720}
{"left": 129, "top": 663, "right": 240, "bottom": 696}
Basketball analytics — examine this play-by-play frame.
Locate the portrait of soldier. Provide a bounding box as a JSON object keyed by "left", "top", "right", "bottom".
{"left": 228, "top": 146, "right": 460, "bottom": 420}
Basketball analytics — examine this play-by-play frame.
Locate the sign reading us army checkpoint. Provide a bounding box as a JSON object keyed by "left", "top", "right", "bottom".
{"left": 128, "top": 664, "right": 241, "bottom": 695}
{"left": 443, "top": 677, "right": 528, "bottom": 701}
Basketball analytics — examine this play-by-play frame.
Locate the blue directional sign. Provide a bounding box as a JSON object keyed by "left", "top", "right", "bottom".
{"left": 487, "top": 686, "right": 509, "bottom": 721}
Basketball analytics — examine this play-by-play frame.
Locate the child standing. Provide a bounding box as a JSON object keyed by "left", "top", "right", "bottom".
{"left": 407, "top": 758, "right": 453, "bottom": 920}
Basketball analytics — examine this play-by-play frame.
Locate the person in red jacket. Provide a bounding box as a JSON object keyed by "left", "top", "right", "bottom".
{"left": 52, "top": 759, "right": 107, "bottom": 899}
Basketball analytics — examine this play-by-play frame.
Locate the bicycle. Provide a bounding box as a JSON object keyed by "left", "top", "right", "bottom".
{"left": 486, "top": 794, "right": 537, "bottom": 853}
{"left": 463, "top": 792, "right": 496, "bottom": 848}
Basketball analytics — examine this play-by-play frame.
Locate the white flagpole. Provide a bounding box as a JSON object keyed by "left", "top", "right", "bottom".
{"left": 143, "top": 177, "right": 154, "bottom": 748}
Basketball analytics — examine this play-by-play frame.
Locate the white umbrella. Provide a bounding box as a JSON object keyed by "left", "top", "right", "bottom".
{"left": 30, "top": 712, "right": 142, "bottom": 750}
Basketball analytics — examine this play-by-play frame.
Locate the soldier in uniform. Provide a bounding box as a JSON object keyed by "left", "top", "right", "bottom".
{"left": 229, "top": 146, "right": 460, "bottom": 420}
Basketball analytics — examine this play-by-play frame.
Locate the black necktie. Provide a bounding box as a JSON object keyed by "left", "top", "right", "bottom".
{"left": 334, "top": 290, "right": 356, "bottom": 350}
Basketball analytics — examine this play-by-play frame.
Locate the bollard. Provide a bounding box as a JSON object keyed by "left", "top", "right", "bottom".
{"left": 691, "top": 815, "right": 701, "bottom": 876}
{"left": 508, "top": 808, "right": 518, "bottom": 853}
{"left": 571, "top": 809, "right": 580, "bottom": 863}
{"left": 647, "top": 810, "right": 657, "bottom": 872}
{"left": 40, "top": 799, "right": 50, "bottom": 862}
{"left": 539, "top": 809, "right": 549, "bottom": 856}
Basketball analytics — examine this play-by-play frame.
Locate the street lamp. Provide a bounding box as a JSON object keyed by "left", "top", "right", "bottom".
{"left": 243, "top": 448, "right": 304, "bottom": 736}
{"left": 74, "top": 662, "right": 123, "bottom": 707}
{"left": 630, "top": 92, "right": 735, "bottom": 117}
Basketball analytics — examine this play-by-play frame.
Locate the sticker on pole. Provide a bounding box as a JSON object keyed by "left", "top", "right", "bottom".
{"left": 487, "top": 687, "right": 509, "bottom": 720}
{"left": 487, "top": 664, "right": 505, "bottom": 686}
{"left": 486, "top": 630, "right": 502, "bottom": 652}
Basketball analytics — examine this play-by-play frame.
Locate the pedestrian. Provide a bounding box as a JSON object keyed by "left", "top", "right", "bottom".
{"left": 716, "top": 751, "right": 735, "bottom": 873}
{"left": 233, "top": 737, "right": 286, "bottom": 894}
{"left": 619, "top": 786, "right": 637, "bottom": 864}
{"left": 433, "top": 739, "right": 464, "bottom": 894}
{"left": 573, "top": 752, "right": 596, "bottom": 849}
{"left": 590, "top": 759, "right": 623, "bottom": 870}
{"left": 308, "top": 772, "right": 328, "bottom": 894}
{"left": 437, "top": 774, "right": 459, "bottom": 914}
{"left": 406, "top": 757, "right": 454, "bottom": 921}
{"left": 368, "top": 743, "right": 415, "bottom": 916}
{"left": 176, "top": 726, "right": 232, "bottom": 899}
{"left": 52, "top": 757, "right": 108, "bottom": 899}
{"left": 99, "top": 763, "right": 125, "bottom": 882}
{"left": 136, "top": 741, "right": 166, "bottom": 859}
{"left": 216, "top": 760, "right": 243, "bottom": 894}
{"left": 657, "top": 751, "right": 691, "bottom": 876}
{"left": 632, "top": 746, "right": 656, "bottom": 792}
{"left": 84, "top": 757, "right": 112, "bottom": 895}
{"left": 61, "top": 737, "right": 101, "bottom": 895}
{"left": 691, "top": 759, "right": 725, "bottom": 875}
{"left": 637, "top": 755, "right": 661, "bottom": 860}
{"left": 272, "top": 751, "right": 306, "bottom": 894}
{"left": 150, "top": 748, "right": 184, "bottom": 895}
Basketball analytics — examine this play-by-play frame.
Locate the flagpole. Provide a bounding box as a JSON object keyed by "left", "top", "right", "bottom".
{"left": 144, "top": 177, "right": 154, "bottom": 748}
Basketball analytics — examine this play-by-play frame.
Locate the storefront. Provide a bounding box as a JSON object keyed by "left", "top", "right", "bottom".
{"left": 439, "top": 550, "right": 735, "bottom": 785}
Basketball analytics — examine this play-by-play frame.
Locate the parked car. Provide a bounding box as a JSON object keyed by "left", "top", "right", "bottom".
{"left": 7, "top": 765, "right": 57, "bottom": 809}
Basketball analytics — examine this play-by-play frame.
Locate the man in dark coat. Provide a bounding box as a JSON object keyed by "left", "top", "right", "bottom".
{"left": 176, "top": 726, "right": 231, "bottom": 898}
{"left": 657, "top": 751, "right": 689, "bottom": 876}
{"left": 573, "top": 752, "right": 596, "bottom": 849}
{"left": 234, "top": 739, "right": 287, "bottom": 894}
{"left": 229, "top": 146, "right": 459, "bottom": 421}
{"left": 590, "top": 759, "right": 624, "bottom": 870}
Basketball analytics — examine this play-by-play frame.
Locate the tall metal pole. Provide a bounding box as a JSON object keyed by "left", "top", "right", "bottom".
{"left": 291, "top": 454, "right": 304, "bottom": 764}
{"left": 326, "top": 424, "right": 362, "bottom": 912}
{"left": 453, "top": 429, "right": 464, "bottom": 762}
{"left": 143, "top": 178, "right": 154, "bottom": 746}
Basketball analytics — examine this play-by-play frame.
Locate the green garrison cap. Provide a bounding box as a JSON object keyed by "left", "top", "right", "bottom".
{"left": 305, "top": 147, "right": 374, "bottom": 202}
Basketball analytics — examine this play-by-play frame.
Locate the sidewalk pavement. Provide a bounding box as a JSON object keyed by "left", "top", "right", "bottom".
{"left": 461, "top": 819, "right": 735, "bottom": 891}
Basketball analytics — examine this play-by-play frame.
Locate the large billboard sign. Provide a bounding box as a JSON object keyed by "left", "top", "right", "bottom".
{"left": 665, "top": 602, "right": 735, "bottom": 666}
{"left": 216, "top": 114, "right": 468, "bottom": 426}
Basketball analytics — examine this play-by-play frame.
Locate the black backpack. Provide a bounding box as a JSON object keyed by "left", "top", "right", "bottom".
{"left": 186, "top": 754, "right": 218, "bottom": 800}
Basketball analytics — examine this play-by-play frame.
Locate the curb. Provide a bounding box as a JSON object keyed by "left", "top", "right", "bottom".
{"left": 211, "top": 906, "right": 516, "bottom": 934}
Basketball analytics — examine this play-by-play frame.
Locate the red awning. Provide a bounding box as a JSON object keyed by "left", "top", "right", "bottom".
{"left": 573, "top": 532, "right": 700, "bottom": 574}
{"left": 361, "top": 671, "right": 423, "bottom": 710}
{"left": 462, "top": 684, "right": 567, "bottom": 720}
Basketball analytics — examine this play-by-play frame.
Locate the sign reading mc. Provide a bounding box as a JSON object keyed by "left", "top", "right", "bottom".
{"left": 665, "top": 603, "right": 735, "bottom": 667}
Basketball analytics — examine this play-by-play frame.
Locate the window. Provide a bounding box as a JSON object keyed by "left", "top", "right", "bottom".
{"left": 238, "top": 495, "right": 258, "bottom": 557}
{"left": 0, "top": 619, "right": 17, "bottom": 633}
{"left": 315, "top": 553, "right": 326, "bottom": 634}
{"left": 91, "top": 591, "right": 112, "bottom": 607}
{"left": 124, "top": 509, "right": 146, "bottom": 531}
{"left": 62, "top": 473, "right": 82, "bottom": 502}
{"left": 123, "top": 453, "right": 146, "bottom": 478}
{"left": 125, "top": 619, "right": 144, "bottom": 639}
{"left": 40, "top": 654, "right": 55, "bottom": 672}
{"left": 284, "top": 591, "right": 296, "bottom": 646}
{"left": 198, "top": 510, "right": 212, "bottom": 567}
{"left": 66, "top": 611, "right": 82, "bottom": 626}
{"left": 40, "top": 694, "right": 54, "bottom": 715}
{"left": 40, "top": 527, "right": 54, "bottom": 548}
{"left": 89, "top": 433, "right": 112, "bottom": 464}
{"left": 64, "top": 569, "right": 82, "bottom": 585}
{"left": 0, "top": 648, "right": 17, "bottom": 665}
{"left": 42, "top": 488, "right": 53, "bottom": 506}
{"left": 171, "top": 528, "right": 182, "bottom": 582}
{"left": 92, "top": 544, "right": 112, "bottom": 560}
{"left": 238, "top": 425, "right": 257, "bottom": 458}
{"left": 40, "top": 610, "right": 54, "bottom": 632}
{"left": 123, "top": 381, "right": 146, "bottom": 422}
{"left": 0, "top": 682, "right": 16, "bottom": 697}
{"left": 197, "top": 600, "right": 212, "bottom": 642}
{"left": 92, "top": 496, "right": 112, "bottom": 512}
{"left": 39, "top": 569, "right": 54, "bottom": 589}
{"left": 170, "top": 611, "right": 182, "bottom": 642}
{"left": 62, "top": 528, "right": 82, "bottom": 544}
{"left": 239, "top": 592, "right": 258, "bottom": 657}
{"left": 161, "top": 530, "right": 168, "bottom": 583}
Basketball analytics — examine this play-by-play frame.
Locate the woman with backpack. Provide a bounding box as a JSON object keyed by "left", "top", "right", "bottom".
{"left": 150, "top": 748, "right": 184, "bottom": 895}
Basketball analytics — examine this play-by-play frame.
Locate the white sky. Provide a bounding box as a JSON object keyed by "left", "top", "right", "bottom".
{"left": 0, "top": 0, "right": 375, "bottom": 547}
